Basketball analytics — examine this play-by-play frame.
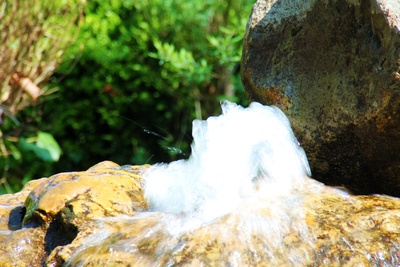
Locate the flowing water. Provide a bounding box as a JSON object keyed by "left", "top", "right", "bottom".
{"left": 66, "top": 101, "right": 357, "bottom": 266}
{"left": 144, "top": 101, "right": 314, "bottom": 221}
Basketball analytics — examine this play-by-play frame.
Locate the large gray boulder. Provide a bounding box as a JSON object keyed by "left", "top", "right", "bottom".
{"left": 241, "top": 0, "right": 400, "bottom": 195}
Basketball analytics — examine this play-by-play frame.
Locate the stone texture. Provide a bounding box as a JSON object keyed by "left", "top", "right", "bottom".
{"left": 0, "top": 162, "right": 399, "bottom": 265}
{"left": 241, "top": 0, "right": 400, "bottom": 195}
{"left": 0, "top": 179, "right": 48, "bottom": 267}
{"left": 0, "top": 178, "right": 45, "bottom": 231}
{"left": 0, "top": 161, "right": 149, "bottom": 266}
{"left": 64, "top": 181, "right": 400, "bottom": 267}
{"left": 23, "top": 161, "right": 147, "bottom": 226}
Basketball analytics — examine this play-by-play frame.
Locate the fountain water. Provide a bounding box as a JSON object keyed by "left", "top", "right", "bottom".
{"left": 144, "top": 100, "right": 314, "bottom": 222}
{"left": 65, "top": 101, "right": 352, "bottom": 266}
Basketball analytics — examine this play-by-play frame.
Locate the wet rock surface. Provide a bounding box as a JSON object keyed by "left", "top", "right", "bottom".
{"left": 65, "top": 184, "right": 400, "bottom": 267}
{"left": 241, "top": 0, "right": 400, "bottom": 196}
{"left": 0, "top": 161, "right": 400, "bottom": 266}
{"left": 0, "top": 178, "right": 47, "bottom": 267}
{"left": 0, "top": 161, "right": 148, "bottom": 266}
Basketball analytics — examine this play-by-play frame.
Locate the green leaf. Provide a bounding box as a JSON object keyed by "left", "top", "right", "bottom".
{"left": 17, "top": 133, "right": 62, "bottom": 163}
{"left": 207, "top": 36, "right": 219, "bottom": 47}
{"left": 24, "top": 140, "right": 52, "bottom": 162}
{"left": 36, "top": 132, "right": 62, "bottom": 162}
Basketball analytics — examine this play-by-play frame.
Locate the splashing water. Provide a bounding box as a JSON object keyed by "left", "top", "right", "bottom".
{"left": 66, "top": 101, "right": 340, "bottom": 266}
{"left": 144, "top": 101, "right": 313, "bottom": 222}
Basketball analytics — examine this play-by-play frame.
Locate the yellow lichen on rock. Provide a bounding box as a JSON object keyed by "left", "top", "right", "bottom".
{"left": 0, "top": 161, "right": 149, "bottom": 266}
{"left": 23, "top": 161, "right": 148, "bottom": 225}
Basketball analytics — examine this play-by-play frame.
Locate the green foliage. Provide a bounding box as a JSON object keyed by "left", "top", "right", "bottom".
{"left": 18, "top": 132, "right": 62, "bottom": 162}
{"left": 1, "top": 0, "right": 253, "bottom": 193}
{"left": 0, "top": 130, "right": 62, "bottom": 194}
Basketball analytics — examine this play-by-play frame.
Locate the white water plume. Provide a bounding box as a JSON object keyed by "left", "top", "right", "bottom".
{"left": 66, "top": 101, "right": 334, "bottom": 266}
{"left": 144, "top": 101, "right": 312, "bottom": 222}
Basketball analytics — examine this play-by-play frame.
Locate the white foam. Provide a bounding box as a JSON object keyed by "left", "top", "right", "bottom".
{"left": 144, "top": 101, "right": 311, "bottom": 222}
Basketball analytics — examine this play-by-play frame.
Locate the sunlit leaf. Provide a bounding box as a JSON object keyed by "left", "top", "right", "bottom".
{"left": 36, "top": 132, "right": 62, "bottom": 162}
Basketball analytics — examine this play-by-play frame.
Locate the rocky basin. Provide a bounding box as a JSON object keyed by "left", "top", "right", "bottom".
{"left": 1, "top": 161, "right": 400, "bottom": 266}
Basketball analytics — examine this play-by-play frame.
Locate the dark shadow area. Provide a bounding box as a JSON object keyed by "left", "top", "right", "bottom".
{"left": 44, "top": 205, "right": 78, "bottom": 254}
{"left": 8, "top": 206, "right": 24, "bottom": 230}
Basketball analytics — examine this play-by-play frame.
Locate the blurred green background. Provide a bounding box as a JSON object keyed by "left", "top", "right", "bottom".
{"left": 0, "top": 0, "right": 253, "bottom": 194}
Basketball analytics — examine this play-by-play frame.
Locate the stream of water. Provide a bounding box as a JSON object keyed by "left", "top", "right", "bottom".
{"left": 144, "top": 100, "right": 313, "bottom": 222}
{"left": 66, "top": 101, "right": 347, "bottom": 266}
